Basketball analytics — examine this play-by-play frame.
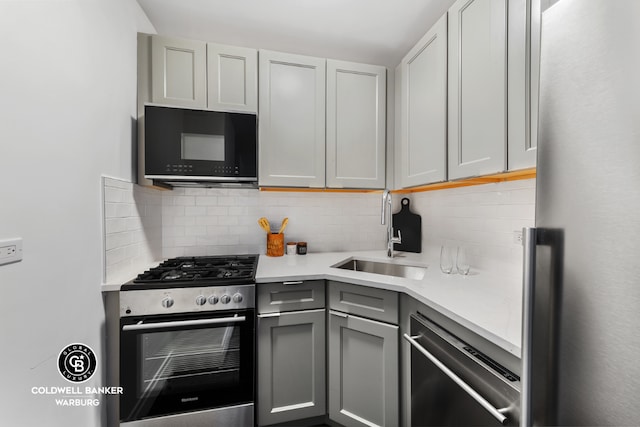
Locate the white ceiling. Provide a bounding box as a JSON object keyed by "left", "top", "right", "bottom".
{"left": 136, "top": 0, "right": 457, "bottom": 68}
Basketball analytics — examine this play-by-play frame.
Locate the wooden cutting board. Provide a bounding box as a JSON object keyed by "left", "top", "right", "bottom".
{"left": 393, "top": 197, "right": 422, "bottom": 253}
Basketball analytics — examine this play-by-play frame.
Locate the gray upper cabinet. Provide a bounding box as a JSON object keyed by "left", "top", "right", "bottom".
{"left": 508, "top": 0, "right": 540, "bottom": 170}
{"left": 151, "top": 35, "right": 207, "bottom": 108}
{"left": 399, "top": 13, "right": 448, "bottom": 188}
{"left": 207, "top": 43, "right": 257, "bottom": 113}
{"left": 326, "top": 60, "right": 386, "bottom": 189}
{"left": 259, "top": 50, "right": 327, "bottom": 187}
{"left": 150, "top": 35, "right": 257, "bottom": 112}
{"left": 447, "top": 0, "right": 508, "bottom": 179}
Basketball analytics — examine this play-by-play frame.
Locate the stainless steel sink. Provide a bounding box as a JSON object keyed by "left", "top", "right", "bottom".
{"left": 332, "top": 258, "right": 427, "bottom": 280}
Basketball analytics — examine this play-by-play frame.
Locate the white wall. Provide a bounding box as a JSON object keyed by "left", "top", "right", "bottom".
{"left": 0, "top": 1, "right": 154, "bottom": 426}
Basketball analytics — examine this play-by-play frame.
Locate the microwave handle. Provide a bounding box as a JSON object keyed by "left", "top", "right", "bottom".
{"left": 122, "top": 315, "right": 246, "bottom": 332}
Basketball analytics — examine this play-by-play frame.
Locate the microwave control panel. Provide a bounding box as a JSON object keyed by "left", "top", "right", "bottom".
{"left": 164, "top": 164, "right": 240, "bottom": 176}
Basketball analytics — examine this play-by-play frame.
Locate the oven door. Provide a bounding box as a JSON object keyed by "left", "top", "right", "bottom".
{"left": 119, "top": 309, "right": 254, "bottom": 422}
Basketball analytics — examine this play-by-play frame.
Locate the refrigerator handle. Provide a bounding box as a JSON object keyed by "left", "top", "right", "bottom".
{"left": 521, "top": 227, "right": 537, "bottom": 427}
{"left": 521, "top": 227, "right": 565, "bottom": 427}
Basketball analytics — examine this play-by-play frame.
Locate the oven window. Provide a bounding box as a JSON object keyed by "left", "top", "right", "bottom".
{"left": 181, "top": 133, "right": 225, "bottom": 161}
{"left": 120, "top": 311, "right": 254, "bottom": 422}
{"left": 140, "top": 325, "right": 240, "bottom": 394}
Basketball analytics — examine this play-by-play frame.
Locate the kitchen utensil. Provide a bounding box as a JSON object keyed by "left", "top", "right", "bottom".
{"left": 278, "top": 217, "right": 289, "bottom": 234}
{"left": 258, "top": 217, "right": 271, "bottom": 233}
{"left": 392, "top": 198, "right": 422, "bottom": 253}
{"left": 266, "top": 233, "right": 284, "bottom": 256}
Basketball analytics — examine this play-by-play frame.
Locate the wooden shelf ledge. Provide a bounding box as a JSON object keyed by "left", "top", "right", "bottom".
{"left": 394, "top": 168, "right": 536, "bottom": 194}
{"left": 259, "top": 168, "right": 536, "bottom": 194}
{"left": 259, "top": 187, "right": 381, "bottom": 193}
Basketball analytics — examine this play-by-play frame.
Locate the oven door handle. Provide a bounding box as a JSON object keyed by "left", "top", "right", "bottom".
{"left": 403, "top": 333, "right": 509, "bottom": 425}
{"left": 122, "top": 315, "right": 246, "bottom": 331}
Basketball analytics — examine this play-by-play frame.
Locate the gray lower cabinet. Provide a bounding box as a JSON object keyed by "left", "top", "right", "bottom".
{"left": 329, "top": 311, "right": 399, "bottom": 427}
{"left": 257, "top": 281, "right": 326, "bottom": 426}
{"left": 328, "top": 311, "right": 399, "bottom": 427}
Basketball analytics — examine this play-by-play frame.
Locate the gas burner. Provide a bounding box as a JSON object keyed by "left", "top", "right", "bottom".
{"left": 217, "top": 269, "right": 239, "bottom": 278}
{"left": 126, "top": 254, "right": 259, "bottom": 290}
{"left": 161, "top": 270, "right": 184, "bottom": 281}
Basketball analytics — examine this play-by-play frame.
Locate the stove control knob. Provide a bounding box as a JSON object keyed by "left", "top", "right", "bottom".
{"left": 220, "top": 295, "right": 231, "bottom": 304}
{"left": 233, "top": 293, "right": 243, "bottom": 303}
{"left": 195, "top": 295, "right": 207, "bottom": 306}
{"left": 161, "top": 297, "right": 174, "bottom": 309}
{"left": 208, "top": 295, "right": 219, "bottom": 305}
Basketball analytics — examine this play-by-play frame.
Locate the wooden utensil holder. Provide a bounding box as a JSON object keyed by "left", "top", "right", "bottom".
{"left": 266, "top": 233, "right": 284, "bottom": 257}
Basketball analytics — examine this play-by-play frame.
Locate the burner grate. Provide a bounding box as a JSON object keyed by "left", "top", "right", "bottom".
{"left": 131, "top": 255, "right": 258, "bottom": 286}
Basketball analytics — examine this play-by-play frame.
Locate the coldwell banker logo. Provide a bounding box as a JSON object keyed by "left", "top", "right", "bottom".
{"left": 31, "top": 343, "right": 122, "bottom": 407}
{"left": 58, "top": 343, "right": 97, "bottom": 383}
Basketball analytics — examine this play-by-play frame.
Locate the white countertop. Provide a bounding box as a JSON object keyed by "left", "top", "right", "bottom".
{"left": 102, "top": 250, "right": 523, "bottom": 357}
{"left": 256, "top": 250, "right": 523, "bottom": 357}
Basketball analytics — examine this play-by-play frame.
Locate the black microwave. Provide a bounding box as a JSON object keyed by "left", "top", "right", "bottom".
{"left": 144, "top": 105, "right": 257, "bottom": 188}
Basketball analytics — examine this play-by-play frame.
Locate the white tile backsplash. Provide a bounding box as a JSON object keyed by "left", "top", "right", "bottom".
{"left": 409, "top": 178, "right": 536, "bottom": 275}
{"left": 102, "top": 176, "right": 163, "bottom": 283}
{"left": 102, "top": 178, "right": 535, "bottom": 281}
{"left": 161, "top": 188, "right": 387, "bottom": 256}
{"left": 158, "top": 180, "right": 535, "bottom": 271}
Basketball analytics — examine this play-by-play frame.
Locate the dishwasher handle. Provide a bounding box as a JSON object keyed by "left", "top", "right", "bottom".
{"left": 403, "top": 333, "right": 509, "bottom": 425}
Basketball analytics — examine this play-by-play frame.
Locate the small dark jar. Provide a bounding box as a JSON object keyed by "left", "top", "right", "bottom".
{"left": 296, "top": 242, "right": 307, "bottom": 255}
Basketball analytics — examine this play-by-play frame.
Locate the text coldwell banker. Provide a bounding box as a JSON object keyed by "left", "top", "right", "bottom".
{"left": 32, "top": 386, "right": 123, "bottom": 395}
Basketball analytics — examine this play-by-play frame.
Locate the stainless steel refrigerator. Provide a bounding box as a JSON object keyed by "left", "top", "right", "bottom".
{"left": 521, "top": 0, "right": 640, "bottom": 425}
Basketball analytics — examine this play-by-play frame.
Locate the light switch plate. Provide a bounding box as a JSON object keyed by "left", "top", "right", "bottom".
{"left": 0, "top": 238, "right": 23, "bottom": 265}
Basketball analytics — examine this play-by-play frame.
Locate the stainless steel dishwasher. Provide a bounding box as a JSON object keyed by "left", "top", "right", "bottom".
{"left": 404, "top": 313, "right": 521, "bottom": 426}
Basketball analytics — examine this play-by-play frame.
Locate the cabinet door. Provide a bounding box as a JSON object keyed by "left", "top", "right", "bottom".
{"left": 329, "top": 311, "right": 399, "bottom": 427}
{"left": 400, "top": 14, "right": 448, "bottom": 187}
{"left": 259, "top": 50, "right": 326, "bottom": 187}
{"left": 448, "top": 0, "right": 507, "bottom": 179}
{"left": 508, "top": 0, "right": 540, "bottom": 170}
{"left": 326, "top": 60, "right": 386, "bottom": 189}
{"left": 257, "top": 309, "right": 326, "bottom": 426}
{"left": 151, "top": 36, "right": 207, "bottom": 108}
{"left": 207, "top": 43, "right": 257, "bottom": 113}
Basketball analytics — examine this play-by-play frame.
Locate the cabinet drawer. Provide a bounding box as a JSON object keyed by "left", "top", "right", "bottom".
{"left": 328, "top": 281, "right": 398, "bottom": 324}
{"left": 257, "top": 280, "right": 325, "bottom": 314}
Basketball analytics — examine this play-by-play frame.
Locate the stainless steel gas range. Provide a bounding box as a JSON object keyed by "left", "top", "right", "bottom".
{"left": 105, "top": 255, "right": 258, "bottom": 427}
